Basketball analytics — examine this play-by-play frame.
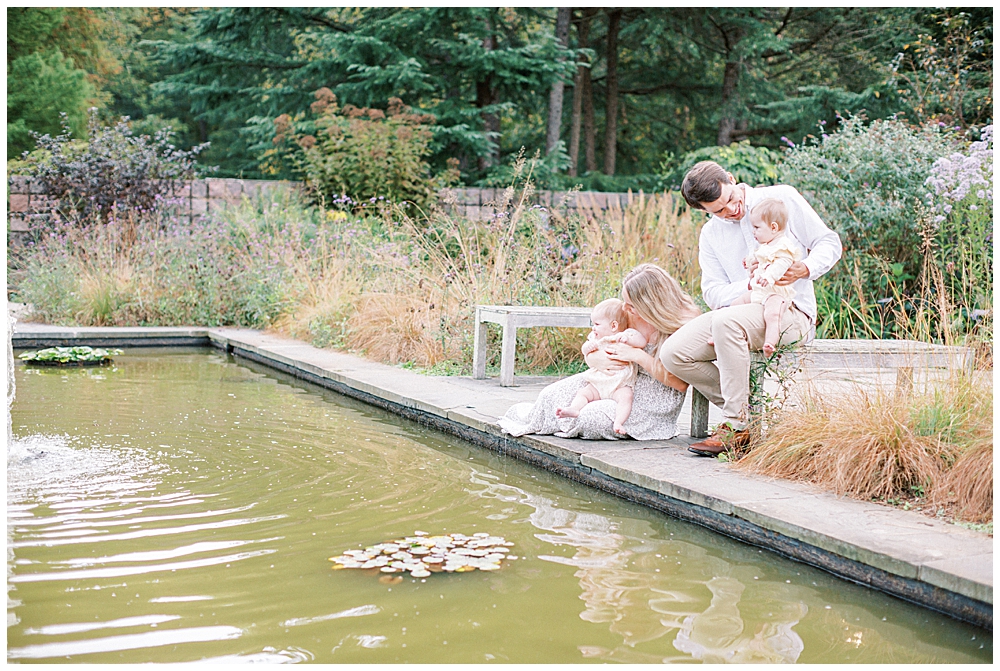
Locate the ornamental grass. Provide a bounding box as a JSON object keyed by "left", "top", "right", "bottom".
{"left": 11, "top": 175, "right": 701, "bottom": 375}
{"left": 736, "top": 370, "right": 992, "bottom": 523}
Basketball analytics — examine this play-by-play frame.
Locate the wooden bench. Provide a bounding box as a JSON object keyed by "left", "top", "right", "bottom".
{"left": 472, "top": 305, "right": 975, "bottom": 438}
{"left": 473, "top": 305, "right": 592, "bottom": 387}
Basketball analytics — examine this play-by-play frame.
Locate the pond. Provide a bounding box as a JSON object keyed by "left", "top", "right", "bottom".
{"left": 7, "top": 348, "right": 991, "bottom": 663}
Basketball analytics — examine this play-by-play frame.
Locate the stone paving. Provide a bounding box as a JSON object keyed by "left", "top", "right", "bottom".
{"left": 9, "top": 321, "right": 992, "bottom": 629}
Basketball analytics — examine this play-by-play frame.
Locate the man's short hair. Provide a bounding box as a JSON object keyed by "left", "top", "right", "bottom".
{"left": 750, "top": 198, "right": 788, "bottom": 231}
{"left": 681, "top": 161, "right": 729, "bottom": 210}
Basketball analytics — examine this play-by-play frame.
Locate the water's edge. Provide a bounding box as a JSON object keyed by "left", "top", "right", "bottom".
{"left": 12, "top": 327, "right": 992, "bottom": 630}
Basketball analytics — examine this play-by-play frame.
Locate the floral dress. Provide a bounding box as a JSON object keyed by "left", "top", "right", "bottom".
{"left": 497, "top": 342, "right": 685, "bottom": 440}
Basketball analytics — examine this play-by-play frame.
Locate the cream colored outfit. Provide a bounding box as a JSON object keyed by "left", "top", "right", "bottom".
{"left": 582, "top": 333, "right": 638, "bottom": 399}
{"left": 663, "top": 183, "right": 842, "bottom": 431}
{"left": 750, "top": 234, "right": 802, "bottom": 303}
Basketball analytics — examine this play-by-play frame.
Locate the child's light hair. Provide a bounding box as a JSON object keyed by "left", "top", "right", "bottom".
{"left": 751, "top": 198, "right": 788, "bottom": 231}
{"left": 592, "top": 298, "right": 628, "bottom": 331}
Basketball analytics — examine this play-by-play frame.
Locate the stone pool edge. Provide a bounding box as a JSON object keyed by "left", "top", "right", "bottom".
{"left": 11, "top": 323, "right": 993, "bottom": 630}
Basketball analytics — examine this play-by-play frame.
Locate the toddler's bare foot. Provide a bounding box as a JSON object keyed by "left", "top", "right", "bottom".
{"left": 762, "top": 342, "right": 776, "bottom": 356}
{"left": 556, "top": 407, "right": 579, "bottom": 419}
{"left": 614, "top": 422, "right": 627, "bottom": 435}
{"left": 707, "top": 338, "right": 714, "bottom": 347}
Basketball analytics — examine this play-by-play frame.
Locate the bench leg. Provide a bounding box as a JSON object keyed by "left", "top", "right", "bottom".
{"left": 690, "top": 388, "right": 709, "bottom": 438}
{"left": 499, "top": 322, "right": 517, "bottom": 387}
{"left": 472, "top": 312, "right": 488, "bottom": 380}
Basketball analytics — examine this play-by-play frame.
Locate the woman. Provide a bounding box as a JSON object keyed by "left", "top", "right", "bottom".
{"left": 498, "top": 263, "right": 702, "bottom": 440}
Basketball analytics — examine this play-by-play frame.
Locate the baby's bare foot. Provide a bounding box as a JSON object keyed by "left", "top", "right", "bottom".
{"left": 556, "top": 407, "right": 579, "bottom": 419}
{"left": 707, "top": 338, "right": 714, "bottom": 347}
{"left": 762, "top": 342, "right": 776, "bottom": 356}
{"left": 614, "top": 422, "right": 627, "bottom": 435}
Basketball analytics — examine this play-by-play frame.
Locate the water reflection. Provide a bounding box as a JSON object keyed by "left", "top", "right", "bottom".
{"left": 469, "top": 469, "right": 808, "bottom": 663}
{"left": 8, "top": 625, "right": 243, "bottom": 659}
{"left": 8, "top": 351, "right": 990, "bottom": 664}
{"left": 672, "top": 577, "right": 806, "bottom": 663}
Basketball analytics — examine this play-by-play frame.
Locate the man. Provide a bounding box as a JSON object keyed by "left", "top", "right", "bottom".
{"left": 662, "top": 161, "right": 842, "bottom": 456}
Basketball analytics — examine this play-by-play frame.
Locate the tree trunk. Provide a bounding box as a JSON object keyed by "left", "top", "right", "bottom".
{"left": 716, "top": 59, "right": 741, "bottom": 146}
{"left": 545, "top": 7, "right": 572, "bottom": 156}
{"left": 476, "top": 13, "right": 499, "bottom": 171}
{"left": 582, "top": 63, "right": 597, "bottom": 173}
{"left": 568, "top": 9, "right": 592, "bottom": 177}
{"left": 603, "top": 9, "right": 622, "bottom": 175}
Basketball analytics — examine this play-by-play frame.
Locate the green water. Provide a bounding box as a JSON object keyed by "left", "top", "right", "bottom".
{"left": 7, "top": 349, "right": 991, "bottom": 663}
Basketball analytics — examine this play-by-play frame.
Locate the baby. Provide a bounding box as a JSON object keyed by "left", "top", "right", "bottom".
{"left": 556, "top": 298, "right": 647, "bottom": 435}
{"left": 734, "top": 198, "right": 803, "bottom": 355}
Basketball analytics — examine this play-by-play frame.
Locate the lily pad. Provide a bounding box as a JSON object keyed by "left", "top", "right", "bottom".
{"left": 19, "top": 346, "right": 122, "bottom": 366}
{"left": 329, "top": 531, "right": 515, "bottom": 579}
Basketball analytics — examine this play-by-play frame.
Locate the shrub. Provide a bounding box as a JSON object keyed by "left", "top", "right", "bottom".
{"left": 659, "top": 140, "right": 783, "bottom": 191}
{"left": 479, "top": 148, "right": 664, "bottom": 194}
{"left": 275, "top": 90, "right": 457, "bottom": 210}
{"left": 780, "top": 116, "right": 958, "bottom": 296}
{"left": 18, "top": 109, "right": 208, "bottom": 223}
{"left": 793, "top": 119, "right": 992, "bottom": 349}
{"left": 924, "top": 125, "right": 993, "bottom": 313}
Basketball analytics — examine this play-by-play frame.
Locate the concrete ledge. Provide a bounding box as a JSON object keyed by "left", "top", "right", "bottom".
{"left": 10, "top": 325, "right": 212, "bottom": 349}
{"left": 11, "top": 323, "right": 993, "bottom": 630}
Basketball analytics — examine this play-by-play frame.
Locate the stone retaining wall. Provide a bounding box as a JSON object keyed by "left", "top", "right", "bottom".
{"left": 7, "top": 177, "right": 651, "bottom": 245}
{"left": 438, "top": 187, "right": 645, "bottom": 221}
{"left": 6, "top": 176, "right": 296, "bottom": 244}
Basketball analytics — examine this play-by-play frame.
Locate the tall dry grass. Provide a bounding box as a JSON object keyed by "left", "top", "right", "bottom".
{"left": 736, "top": 370, "right": 992, "bottom": 523}
{"left": 271, "top": 168, "right": 703, "bottom": 371}
{"left": 737, "top": 216, "right": 993, "bottom": 525}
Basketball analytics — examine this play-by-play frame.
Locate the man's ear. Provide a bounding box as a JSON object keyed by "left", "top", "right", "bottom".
{"left": 726, "top": 172, "right": 736, "bottom": 184}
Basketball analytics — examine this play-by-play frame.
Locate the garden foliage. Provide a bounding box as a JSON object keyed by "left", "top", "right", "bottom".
{"left": 778, "top": 116, "right": 993, "bottom": 343}
{"left": 274, "top": 91, "right": 456, "bottom": 210}
{"left": 19, "top": 109, "right": 208, "bottom": 222}
{"left": 659, "top": 140, "right": 783, "bottom": 191}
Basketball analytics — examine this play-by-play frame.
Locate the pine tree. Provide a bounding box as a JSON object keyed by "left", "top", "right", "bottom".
{"left": 149, "top": 7, "right": 576, "bottom": 178}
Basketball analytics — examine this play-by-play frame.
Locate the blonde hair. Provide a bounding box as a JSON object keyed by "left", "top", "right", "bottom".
{"left": 751, "top": 197, "right": 788, "bottom": 231}
{"left": 621, "top": 263, "right": 701, "bottom": 341}
{"left": 592, "top": 297, "right": 628, "bottom": 331}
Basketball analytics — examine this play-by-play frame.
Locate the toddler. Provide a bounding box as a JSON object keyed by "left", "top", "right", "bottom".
{"left": 735, "top": 198, "right": 803, "bottom": 355}
{"left": 556, "top": 298, "right": 647, "bottom": 435}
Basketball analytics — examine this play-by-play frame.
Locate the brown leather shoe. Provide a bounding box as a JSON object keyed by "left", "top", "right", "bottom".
{"left": 688, "top": 425, "right": 750, "bottom": 457}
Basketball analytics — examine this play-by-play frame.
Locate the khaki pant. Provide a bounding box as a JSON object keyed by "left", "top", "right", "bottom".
{"left": 660, "top": 303, "right": 811, "bottom": 430}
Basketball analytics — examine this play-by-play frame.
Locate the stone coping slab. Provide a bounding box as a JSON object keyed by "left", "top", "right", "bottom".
{"left": 10, "top": 322, "right": 993, "bottom": 629}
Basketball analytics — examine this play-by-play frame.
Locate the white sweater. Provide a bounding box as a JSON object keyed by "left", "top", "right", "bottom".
{"left": 698, "top": 184, "right": 842, "bottom": 326}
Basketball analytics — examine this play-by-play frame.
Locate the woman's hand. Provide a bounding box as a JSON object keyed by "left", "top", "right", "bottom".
{"left": 603, "top": 341, "right": 642, "bottom": 364}
{"left": 584, "top": 346, "right": 628, "bottom": 372}
{"left": 602, "top": 342, "right": 655, "bottom": 373}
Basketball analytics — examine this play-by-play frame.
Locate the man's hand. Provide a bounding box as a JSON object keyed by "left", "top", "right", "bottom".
{"left": 775, "top": 261, "right": 809, "bottom": 286}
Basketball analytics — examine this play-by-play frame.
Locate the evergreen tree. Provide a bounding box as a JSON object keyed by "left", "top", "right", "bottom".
{"left": 148, "top": 7, "right": 576, "bottom": 178}
{"left": 7, "top": 8, "right": 102, "bottom": 156}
